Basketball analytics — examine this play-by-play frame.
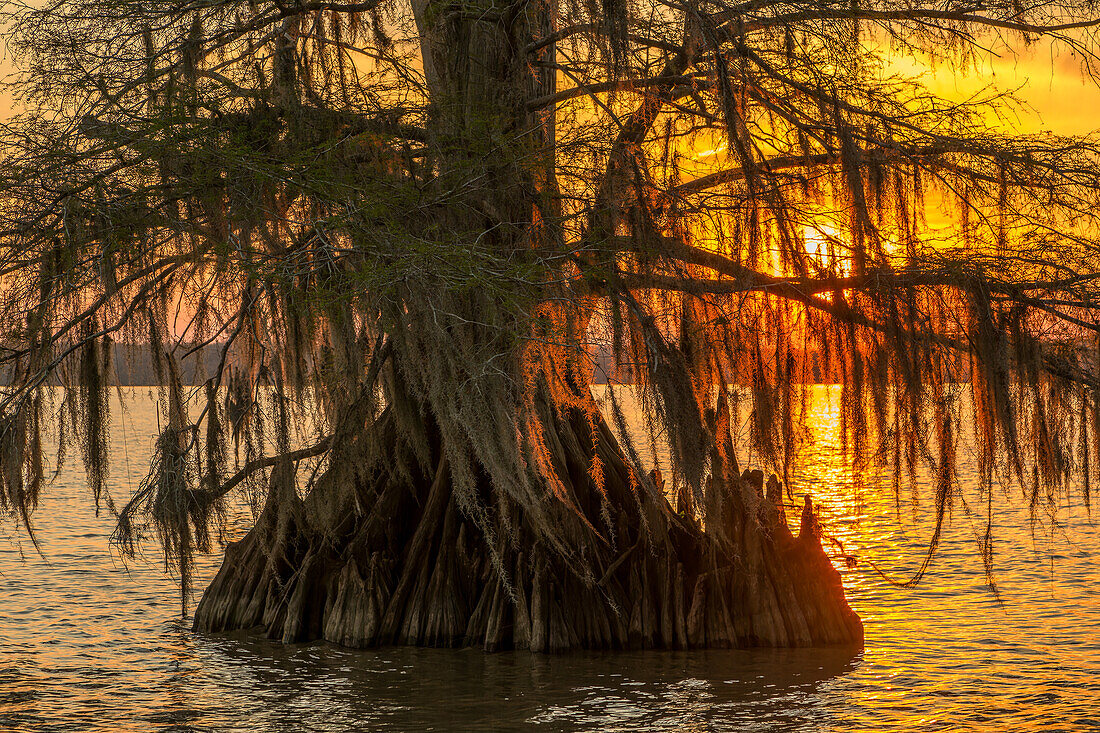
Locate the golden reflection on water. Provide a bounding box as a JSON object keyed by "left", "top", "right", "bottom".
{"left": 596, "top": 382, "right": 1100, "bottom": 728}
{"left": 787, "top": 385, "right": 1100, "bottom": 730}
{"left": 1, "top": 387, "right": 1098, "bottom": 732}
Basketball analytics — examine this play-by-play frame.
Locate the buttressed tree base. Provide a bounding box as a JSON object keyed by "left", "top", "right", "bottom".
{"left": 195, "top": 392, "right": 862, "bottom": 650}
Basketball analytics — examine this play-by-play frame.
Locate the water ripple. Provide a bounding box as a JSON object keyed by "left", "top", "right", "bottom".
{"left": 1, "top": 388, "right": 1098, "bottom": 731}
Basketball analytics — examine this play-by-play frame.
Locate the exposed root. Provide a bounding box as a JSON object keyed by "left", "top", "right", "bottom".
{"left": 194, "top": 395, "right": 863, "bottom": 651}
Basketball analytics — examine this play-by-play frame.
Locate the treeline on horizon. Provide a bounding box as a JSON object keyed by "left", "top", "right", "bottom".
{"left": 0, "top": 343, "right": 222, "bottom": 386}
{"left": 3, "top": 342, "right": 971, "bottom": 387}
{"left": 590, "top": 346, "right": 971, "bottom": 385}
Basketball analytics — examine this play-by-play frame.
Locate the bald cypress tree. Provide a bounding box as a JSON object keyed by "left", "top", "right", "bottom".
{"left": 1, "top": 0, "right": 1100, "bottom": 649}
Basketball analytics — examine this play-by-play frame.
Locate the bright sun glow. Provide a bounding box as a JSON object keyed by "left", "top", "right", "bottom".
{"left": 802, "top": 223, "right": 849, "bottom": 275}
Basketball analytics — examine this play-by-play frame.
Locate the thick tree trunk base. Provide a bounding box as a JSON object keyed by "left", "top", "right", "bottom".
{"left": 194, "top": 401, "right": 863, "bottom": 652}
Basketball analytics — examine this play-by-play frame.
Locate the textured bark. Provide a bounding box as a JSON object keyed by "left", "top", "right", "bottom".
{"left": 194, "top": 391, "right": 863, "bottom": 651}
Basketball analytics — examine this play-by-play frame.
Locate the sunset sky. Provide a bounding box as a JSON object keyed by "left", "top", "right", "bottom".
{"left": 891, "top": 35, "right": 1100, "bottom": 136}
{"left": 0, "top": 28, "right": 1098, "bottom": 132}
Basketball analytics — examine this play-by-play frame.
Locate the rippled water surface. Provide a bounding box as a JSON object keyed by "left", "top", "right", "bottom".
{"left": 2, "top": 387, "right": 1099, "bottom": 731}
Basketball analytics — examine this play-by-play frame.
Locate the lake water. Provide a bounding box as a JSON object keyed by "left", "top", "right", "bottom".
{"left": 1, "top": 387, "right": 1098, "bottom": 731}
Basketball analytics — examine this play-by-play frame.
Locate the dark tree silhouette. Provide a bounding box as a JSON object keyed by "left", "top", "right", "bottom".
{"left": 1, "top": 0, "right": 1099, "bottom": 650}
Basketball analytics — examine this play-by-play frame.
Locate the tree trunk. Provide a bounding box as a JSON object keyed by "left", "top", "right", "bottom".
{"left": 194, "top": 387, "right": 863, "bottom": 650}
{"left": 193, "top": 0, "right": 862, "bottom": 652}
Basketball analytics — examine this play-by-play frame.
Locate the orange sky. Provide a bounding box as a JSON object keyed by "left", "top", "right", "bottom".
{"left": 887, "top": 35, "right": 1100, "bottom": 136}
{"left": 1, "top": 23, "right": 1098, "bottom": 131}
